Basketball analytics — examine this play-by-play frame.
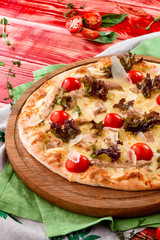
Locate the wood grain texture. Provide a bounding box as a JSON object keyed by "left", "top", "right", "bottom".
{"left": 5, "top": 55, "right": 160, "bottom": 217}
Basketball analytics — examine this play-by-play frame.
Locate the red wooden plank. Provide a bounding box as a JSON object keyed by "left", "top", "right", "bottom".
{"left": 0, "top": 0, "right": 160, "bottom": 107}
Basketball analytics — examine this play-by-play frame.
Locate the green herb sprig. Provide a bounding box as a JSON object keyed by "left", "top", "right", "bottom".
{"left": 137, "top": 15, "right": 160, "bottom": 30}
{"left": 0, "top": 18, "right": 15, "bottom": 50}
{"left": 4, "top": 60, "right": 22, "bottom": 108}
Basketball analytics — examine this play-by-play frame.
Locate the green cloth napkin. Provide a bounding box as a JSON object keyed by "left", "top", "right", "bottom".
{"left": 131, "top": 36, "right": 160, "bottom": 57}
{"left": 1, "top": 36, "right": 160, "bottom": 238}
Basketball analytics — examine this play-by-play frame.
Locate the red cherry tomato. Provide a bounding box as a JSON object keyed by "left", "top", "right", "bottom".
{"left": 104, "top": 113, "right": 123, "bottom": 128}
{"left": 156, "top": 228, "right": 160, "bottom": 240}
{"left": 83, "top": 11, "right": 102, "bottom": 29}
{"left": 130, "top": 143, "right": 153, "bottom": 161}
{"left": 81, "top": 28, "right": 99, "bottom": 40}
{"left": 50, "top": 111, "right": 69, "bottom": 125}
{"left": 65, "top": 16, "right": 83, "bottom": 33}
{"left": 61, "top": 77, "right": 81, "bottom": 92}
{"left": 156, "top": 94, "right": 160, "bottom": 105}
{"left": 128, "top": 70, "right": 144, "bottom": 84}
{"left": 65, "top": 155, "right": 90, "bottom": 173}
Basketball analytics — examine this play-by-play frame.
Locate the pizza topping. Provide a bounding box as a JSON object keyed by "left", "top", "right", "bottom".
{"left": 93, "top": 101, "right": 107, "bottom": 115}
{"left": 55, "top": 95, "right": 72, "bottom": 110}
{"left": 119, "top": 51, "right": 143, "bottom": 72}
{"left": 50, "top": 111, "right": 70, "bottom": 125}
{"left": 49, "top": 119, "right": 81, "bottom": 142}
{"left": 127, "top": 70, "right": 144, "bottom": 84}
{"left": 73, "top": 105, "right": 81, "bottom": 116}
{"left": 74, "top": 117, "right": 89, "bottom": 126}
{"left": 113, "top": 98, "right": 134, "bottom": 111}
{"left": 67, "top": 150, "right": 81, "bottom": 163}
{"left": 80, "top": 75, "right": 108, "bottom": 101}
{"left": 55, "top": 88, "right": 85, "bottom": 110}
{"left": 28, "top": 113, "right": 43, "bottom": 126}
{"left": 90, "top": 120, "right": 104, "bottom": 135}
{"left": 91, "top": 158, "right": 134, "bottom": 169}
{"left": 109, "top": 130, "right": 119, "bottom": 144}
{"left": 94, "top": 144, "right": 121, "bottom": 161}
{"left": 87, "top": 66, "right": 108, "bottom": 76}
{"left": 61, "top": 77, "right": 81, "bottom": 92}
{"left": 124, "top": 111, "right": 160, "bottom": 134}
{"left": 104, "top": 80, "right": 123, "bottom": 91}
{"left": 66, "top": 152, "right": 90, "bottom": 173}
{"left": 39, "top": 86, "right": 60, "bottom": 120}
{"left": 111, "top": 56, "right": 132, "bottom": 84}
{"left": 76, "top": 133, "right": 98, "bottom": 151}
{"left": 137, "top": 73, "right": 160, "bottom": 98}
{"left": 125, "top": 107, "right": 142, "bottom": 119}
{"left": 130, "top": 143, "right": 153, "bottom": 161}
{"left": 156, "top": 94, "right": 160, "bottom": 105}
{"left": 128, "top": 149, "right": 137, "bottom": 166}
{"left": 143, "top": 131, "right": 155, "bottom": 142}
{"left": 46, "top": 138, "right": 63, "bottom": 149}
{"left": 69, "top": 134, "right": 83, "bottom": 146}
{"left": 104, "top": 113, "right": 123, "bottom": 128}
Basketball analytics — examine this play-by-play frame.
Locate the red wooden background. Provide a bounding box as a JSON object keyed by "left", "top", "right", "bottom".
{"left": 0, "top": 0, "right": 160, "bottom": 107}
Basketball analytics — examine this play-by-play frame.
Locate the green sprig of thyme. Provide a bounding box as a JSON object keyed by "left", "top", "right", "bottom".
{"left": 0, "top": 18, "right": 15, "bottom": 50}
{"left": 4, "top": 60, "right": 22, "bottom": 108}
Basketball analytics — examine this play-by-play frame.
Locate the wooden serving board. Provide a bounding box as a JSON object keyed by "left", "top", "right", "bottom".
{"left": 5, "top": 55, "right": 160, "bottom": 218}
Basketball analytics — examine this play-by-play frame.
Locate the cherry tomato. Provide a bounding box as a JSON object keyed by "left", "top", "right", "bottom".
{"left": 128, "top": 70, "right": 144, "bottom": 84}
{"left": 156, "top": 94, "right": 160, "bottom": 105}
{"left": 65, "top": 155, "right": 90, "bottom": 173}
{"left": 65, "top": 16, "right": 83, "bottom": 33}
{"left": 83, "top": 11, "right": 102, "bottom": 29}
{"left": 81, "top": 28, "right": 99, "bottom": 40}
{"left": 104, "top": 113, "right": 123, "bottom": 128}
{"left": 50, "top": 111, "right": 69, "bottom": 125}
{"left": 130, "top": 143, "right": 153, "bottom": 161}
{"left": 61, "top": 77, "right": 81, "bottom": 92}
{"left": 156, "top": 228, "right": 160, "bottom": 240}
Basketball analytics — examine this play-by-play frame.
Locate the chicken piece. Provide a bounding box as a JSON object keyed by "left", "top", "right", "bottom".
{"left": 125, "top": 107, "right": 143, "bottom": 119}
{"left": 76, "top": 133, "right": 97, "bottom": 151}
{"left": 105, "top": 80, "right": 123, "bottom": 91}
{"left": 65, "top": 88, "right": 85, "bottom": 108}
{"left": 39, "top": 86, "right": 60, "bottom": 120}
{"left": 93, "top": 101, "right": 107, "bottom": 115}
{"left": 74, "top": 118, "right": 89, "bottom": 126}
{"left": 46, "top": 138, "right": 63, "bottom": 149}
{"left": 144, "top": 131, "right": 155, "bottom": 142}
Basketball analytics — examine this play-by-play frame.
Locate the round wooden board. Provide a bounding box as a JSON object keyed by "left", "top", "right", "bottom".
{"left": 5, "top": 55, "right": 160, "bottom": 218}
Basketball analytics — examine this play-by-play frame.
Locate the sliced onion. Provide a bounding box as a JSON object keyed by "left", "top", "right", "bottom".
{"left": 28, "top": 113, "right": 43, "bottom": 126}
{"left": 128, "top": 149, "right": 137, "bottom": 166}
{"left": 137, "top": 132, "right": 147, "bottom": 141}
{"left": 104, "top": 127, "right": 121, "bottom": 132}
{"left": 109, "top": 130, "right": 118, "bottom": 144}
{"left": 69, "top": 134, "right": 83, "bottom": 146}
{"left": 67, "top": 150, "right": 81, "bottom": 163}
{"left": 111, "top": 56, "right": 132, "bottom": 84}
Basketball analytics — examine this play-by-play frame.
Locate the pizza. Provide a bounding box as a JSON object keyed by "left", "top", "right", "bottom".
{"left": 18, "top": 52, "right": 160, "bottom": 191}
